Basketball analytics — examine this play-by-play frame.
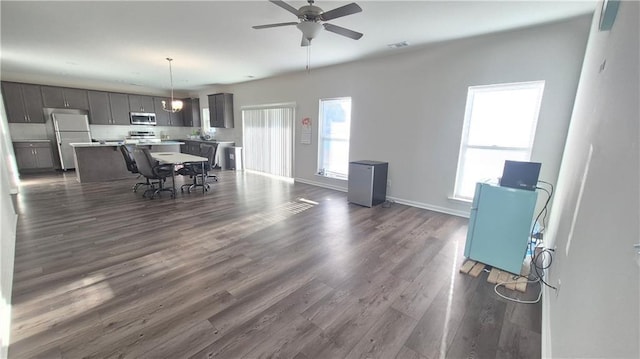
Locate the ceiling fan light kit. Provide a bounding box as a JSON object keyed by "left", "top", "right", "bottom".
{"left": 297, "top": 21, "right": 323, "bottom": 43}
{"left": 161, "top": 57, "right": 183, "bottom": 113}
{"left": 253, "top": 0, "right": 363, "bottom": 47}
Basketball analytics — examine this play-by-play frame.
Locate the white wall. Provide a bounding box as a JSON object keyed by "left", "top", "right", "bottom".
{"left": 543, "top": 2, "right": 639, "bottom": 358}
{"left": 0, "top": 94, "right": 19, "bottom": 359}
{"left": 198, "top": 16, "right": 591, "bottom": 216}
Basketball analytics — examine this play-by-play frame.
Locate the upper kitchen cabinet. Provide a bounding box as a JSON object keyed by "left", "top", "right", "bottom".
{"left": 128, "top": 95, "right": 155, "bottom": 113}
{"left": 87, "top": 91, "right": 112, "bottom": 125}
{"left": 208, "top": 93, "right": 233, "bottom": 128}
{"left": 41, "top": 86, "right": 89, "bottom": 110}
{"left": 1, "top": 82, "right": 45, "bottom": 123}
{"left": 109, "top": 93, "right": 131, "bottom": 125}
{"left": 182, "top": 98, "right": 201, "bottom": 128}
{"left": 153, "top": 97, "right": 171, "bottom": 126}
{"left": 170, "top": 109, "right": 184, "bottom": 127}
{"left": 152, "top": 97, "right": 183, "bottom": 126}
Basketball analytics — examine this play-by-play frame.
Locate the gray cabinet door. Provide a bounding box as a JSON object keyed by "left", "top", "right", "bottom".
{"left": 14, "top": 146, "right": 37, "bottom": 169}
{"left": 183, "top": 98, "right": 201, "bottom": 127}
{"left": 208, "top": 93, "right": 234, "bottom": 128}
{"left": 34, "top": 145, "right": 54, "bottom": 168}
{"left": 129, "top": 95, "right": 155, "bottom": 113}
{"left": 23, "top": 84, "right": 45, "bottom": 122}
{"left": 2, "top": 82, "right": 44, "bottom": 123}
{"left": 64, "top": 88, "right": 89, "bottom": 110}
{"left": 41, "top": 86, "right": 89, "bottom": 109}
{"left": 41, "top": 86, "right": 66, "bottom": 108}
{"left": 88, "top": 91, "right": 112, "bottom": 124}
{"left": 109, "top": 93, "right": 130, "bottom": 125}
{"left": 170, "top": 109, "right": 183, "bottom": 126}
{"left": 153, "top": 97, "right": 171, "bottom": 126}
{"left": 2, "top": 82, "right": 28, "bottom": 123}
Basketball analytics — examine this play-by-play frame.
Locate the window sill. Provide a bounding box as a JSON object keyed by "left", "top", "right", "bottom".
{"left": 315, "top": 173, "right": 348, "bottom": 181}
{"left": 448, "top": 196, "right": 472, "bottom": 204}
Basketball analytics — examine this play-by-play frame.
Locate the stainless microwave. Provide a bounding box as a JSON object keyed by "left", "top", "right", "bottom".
{"left": 130, "top": 112, "right": 157, "bottom": 125}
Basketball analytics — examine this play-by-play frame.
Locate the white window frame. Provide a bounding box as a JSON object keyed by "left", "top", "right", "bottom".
{"left": 453, "top": 81, "right": 545, "bottom": 200}
{"left": 317, "top": 97, "right": 352, "bottom": 180}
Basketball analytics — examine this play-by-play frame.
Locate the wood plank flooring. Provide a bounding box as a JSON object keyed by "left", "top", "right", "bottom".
{"left": 9, "top": 171, "right": 541, "bottom": 358}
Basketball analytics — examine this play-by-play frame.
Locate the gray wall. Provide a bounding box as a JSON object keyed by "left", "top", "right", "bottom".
{"left": 543, "top": 2, "right": 639, "bottom": 357}
{"left": 198, "top": 16, "right": 592, "bottom": 217}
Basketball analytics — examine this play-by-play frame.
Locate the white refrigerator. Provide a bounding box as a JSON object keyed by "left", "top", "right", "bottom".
{"left": 53, "top": 113, "right": 91, "bottom": 170}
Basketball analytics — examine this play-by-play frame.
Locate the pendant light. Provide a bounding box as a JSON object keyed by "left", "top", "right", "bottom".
{"left": 161, "top": 57, "right": 183, "bottom": 113}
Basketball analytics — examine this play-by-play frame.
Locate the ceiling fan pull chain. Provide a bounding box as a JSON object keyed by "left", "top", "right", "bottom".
{"left": 307, "top": 45, "right": 311, "bottom": 73}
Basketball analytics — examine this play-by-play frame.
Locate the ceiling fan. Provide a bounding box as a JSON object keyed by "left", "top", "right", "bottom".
{"left": 253, "top": 0, "right": 363, "bottom": 46}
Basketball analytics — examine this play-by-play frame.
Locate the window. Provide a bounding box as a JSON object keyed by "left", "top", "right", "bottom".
{"left": 453, "top": 81, "right": 545, "bottom": 200}
{"left": 318, "top": 97, "right": 352, "bottom": 180}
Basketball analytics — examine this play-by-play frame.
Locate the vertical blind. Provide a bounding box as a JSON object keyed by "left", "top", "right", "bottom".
{"left": 242, "top": 106, "right": 294, "bottom": 178}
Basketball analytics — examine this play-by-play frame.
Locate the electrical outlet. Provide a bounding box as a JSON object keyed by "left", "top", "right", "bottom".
{"left": 555, "top": 279, "right": 561, "bottom": 297}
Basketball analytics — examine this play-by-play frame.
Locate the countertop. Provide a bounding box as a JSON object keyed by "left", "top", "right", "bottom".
{"left": 180, "top": 138, "right": 234, "bottom": 144}
{"left": 70, "top": 141, "right": 185, "bottom": 147}
{"left": 12, "top": 139, "right": 52, "bottom": 143}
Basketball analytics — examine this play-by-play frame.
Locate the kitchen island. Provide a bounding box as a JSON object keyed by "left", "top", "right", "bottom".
{"left": 69, "top": 141, "right": 184, "bottom": 183}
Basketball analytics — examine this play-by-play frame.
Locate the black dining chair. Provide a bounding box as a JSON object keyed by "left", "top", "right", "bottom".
{"left": 177, "top": 144, "right": 217, "bottom": 193}
{"left": 119, "top": 145, "right": 150, "bottom": 192}
{"left": 131, "top": 148, "right": 175, "bottom": 199}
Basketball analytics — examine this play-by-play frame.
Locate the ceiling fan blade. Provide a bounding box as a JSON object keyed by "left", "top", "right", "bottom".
{"left": 269, "top": 0, "right": 299, "bottom": 16}
{"left": 323, "top": 23, "right": 363, "bottom": 40}
{"left": 301, "top": 36, "right": 310, "bottom": 47}
{"left": 320, "top": 3, "right": 362, "bottom": 21}
{"left": 253, "top": 22, "right": 299, "bottom": 29}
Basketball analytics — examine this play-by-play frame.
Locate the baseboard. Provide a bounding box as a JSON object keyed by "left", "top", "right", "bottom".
{"left": 293, "top": 178, "right": 470, "bottom": 218}
{"left": 386, "top": 196, "right": 470, "bottom": 218}
{"left": 542, "top": 284, "right": 553, "bottom": 358}
{"left": 294, "top": 177, "right": 347, "bottom": 192}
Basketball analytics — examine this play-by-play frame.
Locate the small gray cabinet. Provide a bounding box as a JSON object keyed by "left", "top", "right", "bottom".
{"left": 13, "top": 141, "right": 54, "bottom": 171}
{"left": 109, "top": 93, "right": 131, "bottom": 125}
{"left": 87, "top": 91, "right": 112, "bottom": 125}
{"left": 153, "top": 97, "right": 184, "bottom": 126}
{"left": 182, "top": 98, "right": 201, "bottom": 128}
{"left": 208, "top": 93, "right": 233, "bottom": 128}
{"left": 41, "top": 86, "right": 89, "bottom": 110}
{"left": 1, "top": 82, "right": 45, "bottom": 123}
{"left": 153, "top": 97, "right": 172, "bottom": 126}
{"left": 128, "top": 95, "right": 155, "bottom": 113}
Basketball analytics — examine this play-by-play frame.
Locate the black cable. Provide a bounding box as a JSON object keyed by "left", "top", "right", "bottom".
{"left": 527, "top": 180, "right": 556, "bottom": 290}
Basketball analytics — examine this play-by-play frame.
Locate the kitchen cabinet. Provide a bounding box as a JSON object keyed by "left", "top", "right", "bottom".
{"left": 87, "top": 91, "right": 112, "bottom": 125}
{"left": 152, "top": 97, "right": 183, "bottom": 126}
{"left": 109, "top": 93, "right": 131, "bottom": 125}
{"left": 1, "top": 82, "right": 45, "bottom": 123}
{"left": 128, "top": 95, "right": 155, "bottom": 113}
{"left": 41, "top": 86, "right": 89, "bottom": 110}
{"left": 182, "top": 140, "right": 201, "bottom": 155}
{"left": 153, "top": 97, "right": 171, "bottom": 126}
{"left": 170, "top": 109, "right": 184, "bottom": 127}
{"left": 182, "top": 98, "right": 201, "bottom": 128}
{"left": 13, "top": 141, "right": 54, "bottom": 171}
{"left": 208, "top": 93, "right": 234, "bottom": 128}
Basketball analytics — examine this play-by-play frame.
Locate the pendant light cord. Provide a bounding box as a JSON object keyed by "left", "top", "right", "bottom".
{"left": 167, "top": 57, "right": 175, "bottom": 105}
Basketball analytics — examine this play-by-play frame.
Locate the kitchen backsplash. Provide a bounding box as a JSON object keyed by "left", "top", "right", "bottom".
{"left": 89, "top": 125, "right": 194, "bottom": 141}
{"left": 8, "top": 123, "right": 48, "bottom": 140}
{"left": 9, "top": 123, "right": 196, "bottom": 142}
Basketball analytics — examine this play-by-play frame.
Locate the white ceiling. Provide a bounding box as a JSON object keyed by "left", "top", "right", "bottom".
{"left": 0, "top": 1, "right": 595, "bottom": 94}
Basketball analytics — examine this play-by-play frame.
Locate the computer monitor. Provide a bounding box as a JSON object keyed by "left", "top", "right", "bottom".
{"left": 499, "top": 160, "right": 541, "bottom": 191}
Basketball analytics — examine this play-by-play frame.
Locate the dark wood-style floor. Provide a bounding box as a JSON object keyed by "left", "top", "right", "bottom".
{"left": 9, "top": 170, "right": 541, "bottom": 358}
